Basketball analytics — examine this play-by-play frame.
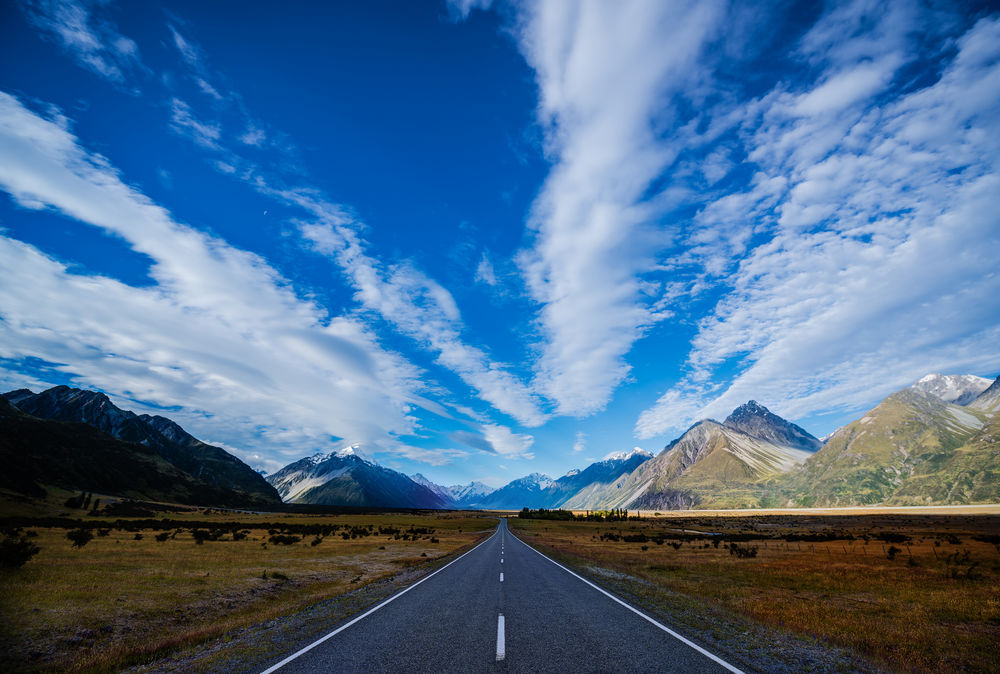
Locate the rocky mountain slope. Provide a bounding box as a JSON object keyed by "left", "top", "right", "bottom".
{"left": 0, "top": 397, "right": 277, "bottom": 507}
{"left": 576, "top": 402, "right": 819, "bottom": 510}
{"left": 3, "top": 386, "right": 280, "bottom": 505}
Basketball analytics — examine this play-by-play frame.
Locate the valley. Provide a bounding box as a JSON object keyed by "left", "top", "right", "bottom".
{"left": 510, "top": 511, "right": 1000, "bottom": 673}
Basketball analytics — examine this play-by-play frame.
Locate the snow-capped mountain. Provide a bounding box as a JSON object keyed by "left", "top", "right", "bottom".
{"left": 602, "top": 447, "right": 653, "bottom": 462}
{"left": 910, "top": 374, "right": 993, "bottom": 406}
{"left": 553, "top": 449, "right": 653, "bottom": 509}
{"left": 267, "top": 447, "right": 449, "bottom": 508}
{"left": 476, "top": 472, "right": 553, "bottom": 509}
{"left": 446, "top": 481, "right": 496, "bottom": 507}
{"left": 410, "top": 473, "right": 455, "bottom": 503}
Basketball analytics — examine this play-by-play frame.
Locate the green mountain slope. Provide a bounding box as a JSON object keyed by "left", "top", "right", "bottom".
{"left": 779, "top": 388, "right": 989, "bottom": 506}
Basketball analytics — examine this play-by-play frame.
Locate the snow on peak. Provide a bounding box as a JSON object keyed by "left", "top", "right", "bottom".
{"left": 602, "top": 447, "right": 653, "bottom": 462}
{"left": 911, "top": 374, "right": 992, "bottom": 405}
{"left": 327, "top": 443, "right": 370, "bottom": 462}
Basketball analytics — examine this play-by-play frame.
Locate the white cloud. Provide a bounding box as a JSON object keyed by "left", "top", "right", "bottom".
{"left": 23, "top": 0, "right": 142, "bottom": 84}
{"left": 299, "top": 220, "right": 549, "bottom": 427}
{"left": 446, "top": 0, "right": 493, "bottom": 21}
{"left": 0, "top": 91, "right": 469, "bottom": 466}
{"left": 572, "top": 431, "right": 585, "bottom": 453}
{"left": 169, "top": 97, "right": 221, "bottom": 149}
{"left": 636, "top": 14, "right": 1000, "bottom": 438}
{"left": 474, "top": 252, "right": 497, "bottom": 286}
{"left": 512, "top": 1, "right": 726, "bottom": 417}
{"left": 481, "top": 424, "right": 534, "bottom": 460}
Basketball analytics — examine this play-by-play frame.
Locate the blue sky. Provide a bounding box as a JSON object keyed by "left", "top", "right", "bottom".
{"left": 1, "top": 0, "right": 998, "bottom": 486}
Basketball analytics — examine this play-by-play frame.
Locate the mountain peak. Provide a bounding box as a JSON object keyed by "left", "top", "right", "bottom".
{"left": 723, "top": 400, "right": 821, "bottom": 452}
{"left": 910, "top": 373, "right": 992, "bottom": 406}
{"left": 602, "top": 447, "right": 654, "bottom": 462}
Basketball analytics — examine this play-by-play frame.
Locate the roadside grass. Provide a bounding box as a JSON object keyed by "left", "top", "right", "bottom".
{"left": 509, "top": 514, "right": 1000, "bottom": 673}
{"left": 0, "top": 507, "right": 490, "bottom": 672}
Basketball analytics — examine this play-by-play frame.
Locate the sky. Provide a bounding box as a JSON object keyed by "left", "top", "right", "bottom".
{"left": 1, "top": 0, "right": 998, "bottom": 487}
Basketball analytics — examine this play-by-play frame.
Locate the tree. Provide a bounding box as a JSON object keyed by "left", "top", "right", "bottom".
{"left": 66, "top": 529, "right": 94, "bottom": 548}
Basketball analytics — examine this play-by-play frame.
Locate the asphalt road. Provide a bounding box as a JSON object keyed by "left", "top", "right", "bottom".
{"left": 260, "top": 519, "right": 741, "bottom": 673}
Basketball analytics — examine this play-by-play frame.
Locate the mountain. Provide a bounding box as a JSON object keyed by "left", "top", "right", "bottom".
{"left": 969, "top": 375, "right": 1000, "bottom": 414}
{"left": 267, "top": 446, "right": 449, "bottom": 508}
{"left": 910, "top": 373, "right": 992, "bottom": 406}
{"left": 723, "top": 401, "right": 821, "bottom": 451}
{"left": 4, "top": 386, "right": 280, "bottom": 505}
{"left": 579, "top": 402, "right": 819, "bottom": 510}
{"left": 476, "top": 473, "right": 553, "bottom": 510}
{"left": 446, "top": 481, "right": 495, "bottom": 508}
{"left": 0, "top": 398, "right": 276, "bottom": 507}
{"left": 410, "top": 473, "right": 455, "bottom": 504}
{"left": 554, "top": 449, "right": 653, "bottom": 509}
{"left": 780, "top": 385, "right": 991, "bottom": 506}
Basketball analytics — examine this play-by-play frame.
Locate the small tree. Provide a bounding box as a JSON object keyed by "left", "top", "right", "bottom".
{"left": 0, "top": 536, "right": 41, "bottom": 568}
{"left": 66, "top": 529, "right": 94, "bottom": 548}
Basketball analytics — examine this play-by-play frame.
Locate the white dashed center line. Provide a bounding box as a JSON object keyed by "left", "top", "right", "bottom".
{"left": 496, "top": 614, "right": 505, "bottom": 661}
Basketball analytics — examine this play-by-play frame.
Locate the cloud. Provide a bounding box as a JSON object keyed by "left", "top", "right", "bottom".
{"left": 22, "top": 0, "right": 142, "bottom": 85}
{"left": 450, "top": 423, "right": 535, "bottom": 460}
{"left": 168, "top": 97, "right": 221, "bottom": 149}
{"left": 636, "top": 13, "right": 1000, "bottom": 437}
{"left": 446, "top": 0, "right": 493, "bottom": 21}
{"left": 474, "top": 252, "right": 497, "bottom": 286}
{"left": 296, "top": 219, "right": 549, "bottom": 427}
{"left": 572, "top": 431, "right": 585, "bottom": 453}
{"left": 510, "top": 1, "right": 727, "bottom": 417}
{"left": 0, "top": 90, "right": 467, "bottom": 466}
{"left": 481, "top": 424, "right": 534, "bottom": 459}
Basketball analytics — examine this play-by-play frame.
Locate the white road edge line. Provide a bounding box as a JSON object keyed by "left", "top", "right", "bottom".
{"left": 507, "top": 526, "right": 744, "bottom": 674}
{"left": 259, "top": 525, "right": 500, "bottom": 674}
{"left": 500, "top": 572, "right": 504, "bottom": 582}
{"left": 496, "top": 614, "right": 505, "bottom": 661}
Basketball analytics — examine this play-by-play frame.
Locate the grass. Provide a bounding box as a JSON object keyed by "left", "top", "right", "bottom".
{"left": 509, "top": 513, "right": 1000, "bottom": 673}
{"left": 0, "top": 492, "right": 491, "bottom": 672}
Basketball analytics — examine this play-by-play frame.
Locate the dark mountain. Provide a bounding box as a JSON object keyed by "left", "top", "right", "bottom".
{"left": 267, "top": 446, "right": 449, "bottom": 509}
{"left": 476, "top": 473, "right": 553, "bottom": 510}
{"left": 0, "top": 398, "right": 273, "bottom": 506}
{"left": 3, "top": 386, "right": 280, "bottom": 505}
{"left": 723, "top": 400, "right": 821, "bottom": 452}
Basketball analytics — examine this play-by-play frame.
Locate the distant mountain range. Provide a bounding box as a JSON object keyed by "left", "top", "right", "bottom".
{"left": 1, "top": 386, "right": 280, "bottom": 507}
{"left": 4, "top": 372, "right": 997, "bottom": 511}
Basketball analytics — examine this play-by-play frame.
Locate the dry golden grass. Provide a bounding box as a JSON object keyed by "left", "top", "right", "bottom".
{"left": 509, "top": 514, "right": 1000, "bottom": 673}
{"left": 0, "top": 507, "right": 491, "bottom": 672}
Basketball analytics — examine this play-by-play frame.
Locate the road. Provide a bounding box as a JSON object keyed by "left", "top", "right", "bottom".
{"left": 260, "top": 519, "right": 742, "bottom": 673}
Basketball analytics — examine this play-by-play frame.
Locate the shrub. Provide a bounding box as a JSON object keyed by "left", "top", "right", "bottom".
{"left": 886, "top": 545, "right": 902, "bottom": 560}
{"left": 0, "top": 536, "right": 41, "bottom": 568}
{"left": 67, "top": 529, "right": 94, "bottom": 548}
{"left": 729, "top": 542, "right": 758, "bottom": 558}
{"left": 155, "top": 532, "right": 170, "bottom": 542}
{"left": 133, "top": 533, "right": 143, "bottom": 541}
{"left": 268, "top": 534, "right": 301, "bottom": 545}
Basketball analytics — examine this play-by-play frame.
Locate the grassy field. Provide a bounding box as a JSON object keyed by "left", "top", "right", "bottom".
{"left": 509, "top": 512, "right": 1000, "bottom": 673}
{"left": 0, "top": 490, "right": 492, "bottom": 672}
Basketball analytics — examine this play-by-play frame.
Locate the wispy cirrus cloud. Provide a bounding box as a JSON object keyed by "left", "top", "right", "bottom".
{"left": 0, "top": 91, "right": 454, "bottom": 471}
{"left": 22, "top": 0, "right": 142, "bottom": 85}
{"left": 155, "top": 24, "right": 548, "bottom": 431}
{"left": 636, "top": 8, "right": 1000, "bottom": 436}
{"left": 509, "top": 1, "right": 727, "bottom": 417}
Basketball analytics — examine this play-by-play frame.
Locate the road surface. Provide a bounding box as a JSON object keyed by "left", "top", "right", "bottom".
{"left": 260, "top": 518, "right": 742, "bottom": 673}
